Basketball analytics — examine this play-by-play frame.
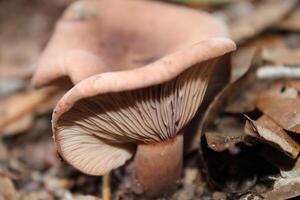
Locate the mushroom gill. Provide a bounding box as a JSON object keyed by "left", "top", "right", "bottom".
{"left": 56, "top": 58, "right": 216, "bottom": 175}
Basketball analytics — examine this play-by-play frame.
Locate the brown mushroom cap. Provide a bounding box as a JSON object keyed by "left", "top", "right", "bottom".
{"left": 52, "top": 38, "right": 236, "bottom": 175}
{"left": 32, "top": 0, "right": 228, "bottom": 88}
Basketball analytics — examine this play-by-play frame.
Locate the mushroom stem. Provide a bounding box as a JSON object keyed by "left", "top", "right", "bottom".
{"left": 134, "top": 134, "right": 183, "bottom": 198}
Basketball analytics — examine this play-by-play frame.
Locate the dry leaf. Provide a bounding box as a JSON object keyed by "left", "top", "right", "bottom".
{"left": 256, "top": 98, "right": 300, "bottom": 133}
{"left": 226, "top": 78, "right": 299, "bottom": 114}
{"left": 259, "top": 34, "right": 300, "bottom": 67}
{"left": 231, "top": 46, "right": 257, "bottom": 81}
{"left": 244, "top": 115, "right": 300, "bottom": 158}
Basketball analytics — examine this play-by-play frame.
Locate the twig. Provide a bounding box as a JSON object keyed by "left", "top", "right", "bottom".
{"left": 102, "top": 173, "right": 111, "bottom": 200}
{"left": 257, "top": 65, "right": 300, "bottom": 79}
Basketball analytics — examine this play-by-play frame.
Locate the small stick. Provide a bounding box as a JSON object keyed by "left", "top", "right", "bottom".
{"left": 102, "top": 173, "right": 111, "bottom": 200}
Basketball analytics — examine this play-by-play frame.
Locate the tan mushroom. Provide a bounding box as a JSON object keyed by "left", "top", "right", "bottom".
{"left": 53, "top": 40, "right": 235, "bottom": 197}
{"left": 44, "top": 0, "right": 236, "bottom": 198}
{"left": 32, "top": 0, "right": 228, "bottom": 88}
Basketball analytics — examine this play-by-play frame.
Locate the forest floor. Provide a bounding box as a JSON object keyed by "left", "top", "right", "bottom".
{"left": 1, "top": 0, "right": 300, "bottom": 199}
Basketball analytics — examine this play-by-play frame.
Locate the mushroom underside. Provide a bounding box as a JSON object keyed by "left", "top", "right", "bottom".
{"left": 55, "top": 58, "right": 219, "bottom": 175}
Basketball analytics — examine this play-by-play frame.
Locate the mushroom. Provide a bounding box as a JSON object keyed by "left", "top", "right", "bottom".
{"left": 45, "top": 0, "right": 236, "bottom": 198}
{"left": 53, "top": 40, "right": 235, "bottom": 197}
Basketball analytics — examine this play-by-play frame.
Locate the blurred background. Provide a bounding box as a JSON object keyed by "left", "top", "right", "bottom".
{"left": 1, "top": 0, "right": 300, "bottom": 199}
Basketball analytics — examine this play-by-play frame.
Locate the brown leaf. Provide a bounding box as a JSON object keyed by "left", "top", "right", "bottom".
{"left": 257, "top": 34, "right": 300, "bottom": 67}
{"left": 244, "top": 115, "right": 300, "bottom": 158}
{"left": 256, "top": 98, "right": 300, "bottom": 133}
{"left": 253, "top": 81, "right": 298, "bottom": 99}
{"left": 231, "top": 46, "right": 257, "bottom": 82}
{"left": 226, "top": 79, "right": 299, "bottom": 114}
{"left": 226, "top": 34, "right": 299, "bottom": 113}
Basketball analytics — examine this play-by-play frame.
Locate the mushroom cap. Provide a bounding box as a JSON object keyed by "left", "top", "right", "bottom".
{"left": 32, "top": 0, "right": 228, "bottom": 88}
{"left": 53, "top": 38, "right": 236, "bottom": 175}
